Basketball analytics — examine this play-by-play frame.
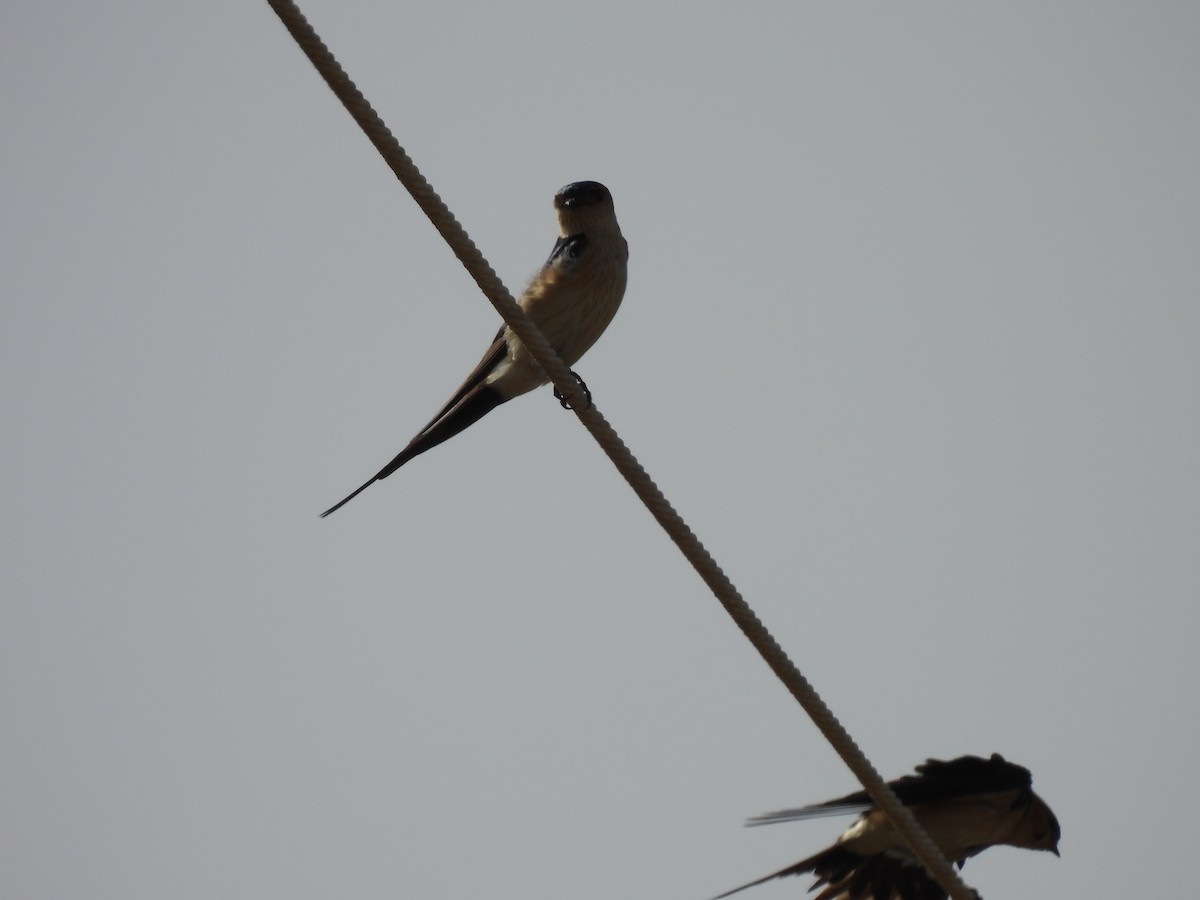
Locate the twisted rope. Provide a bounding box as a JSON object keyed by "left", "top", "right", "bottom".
{"left": 265, "top": 2, "right": 979, "bottom": 897}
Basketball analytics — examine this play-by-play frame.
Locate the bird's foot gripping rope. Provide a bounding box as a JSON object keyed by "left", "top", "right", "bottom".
{"left": 554, "top": 371, "right": 592, "bottom": 410}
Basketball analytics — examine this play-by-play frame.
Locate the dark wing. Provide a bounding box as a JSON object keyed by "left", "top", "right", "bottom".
{"left": 318, "top": 327, "right": 509, "bottom": 517}
{"left": 545, "top": 232, "right": 587, "bottom": 267}
{"left": 747, "top": 754, "right": 1031, "bottom": 826}
{"left": 746, "top": 801, "right": 872, "bottom": 827}
{"left": 715, "top": 845, "right": 951, "bottom": 900}
{"left": 405, "top": 325, "right": 508, "bottom": 437}
{"left": 812, "top": 849, "right": 951, "bottom": 900}
{"left": 713, "top": 846, "right": 828, "bottom": 899}
{"left": 888, "top": 754, "right": 1032, "bottom": 806}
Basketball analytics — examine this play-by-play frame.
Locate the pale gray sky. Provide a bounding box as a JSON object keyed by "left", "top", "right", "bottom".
{"left": 4, "top": 3, "right": 1198, "bottom": 898}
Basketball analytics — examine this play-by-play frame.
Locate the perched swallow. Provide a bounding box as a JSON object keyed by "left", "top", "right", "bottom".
{"left": 321, "top": 180, "right": 628, "bottom": 517}
{"left": 715, "top": 754, "right": 1060, "bottom": 900}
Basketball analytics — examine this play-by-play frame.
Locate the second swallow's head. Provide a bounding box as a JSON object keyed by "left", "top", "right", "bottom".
{"left": 1015, "top": 792, "right": 1062, "bottom": 857}
{"left": 554, "top": 181, "right": 612, "bottom": 210}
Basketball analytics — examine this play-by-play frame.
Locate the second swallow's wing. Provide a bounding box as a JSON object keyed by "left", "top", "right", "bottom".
{"left": 894, "top": 754, "right": 1031, "bottom": 802}
{"left": 712, "top": 847, "right": 827, "bottom": 899}
{"left": 747, "top": 754, "right": 1032, "bottom": 826}
{"left": 714, "top": 843, "right": 952, "bottom": 900}
{"left": 745, "top": 800, "right": 873, "bottom": 827}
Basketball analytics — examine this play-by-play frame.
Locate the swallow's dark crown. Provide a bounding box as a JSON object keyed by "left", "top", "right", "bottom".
{"left": 555, "top": 181, "right": 611, "bottom": 209}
